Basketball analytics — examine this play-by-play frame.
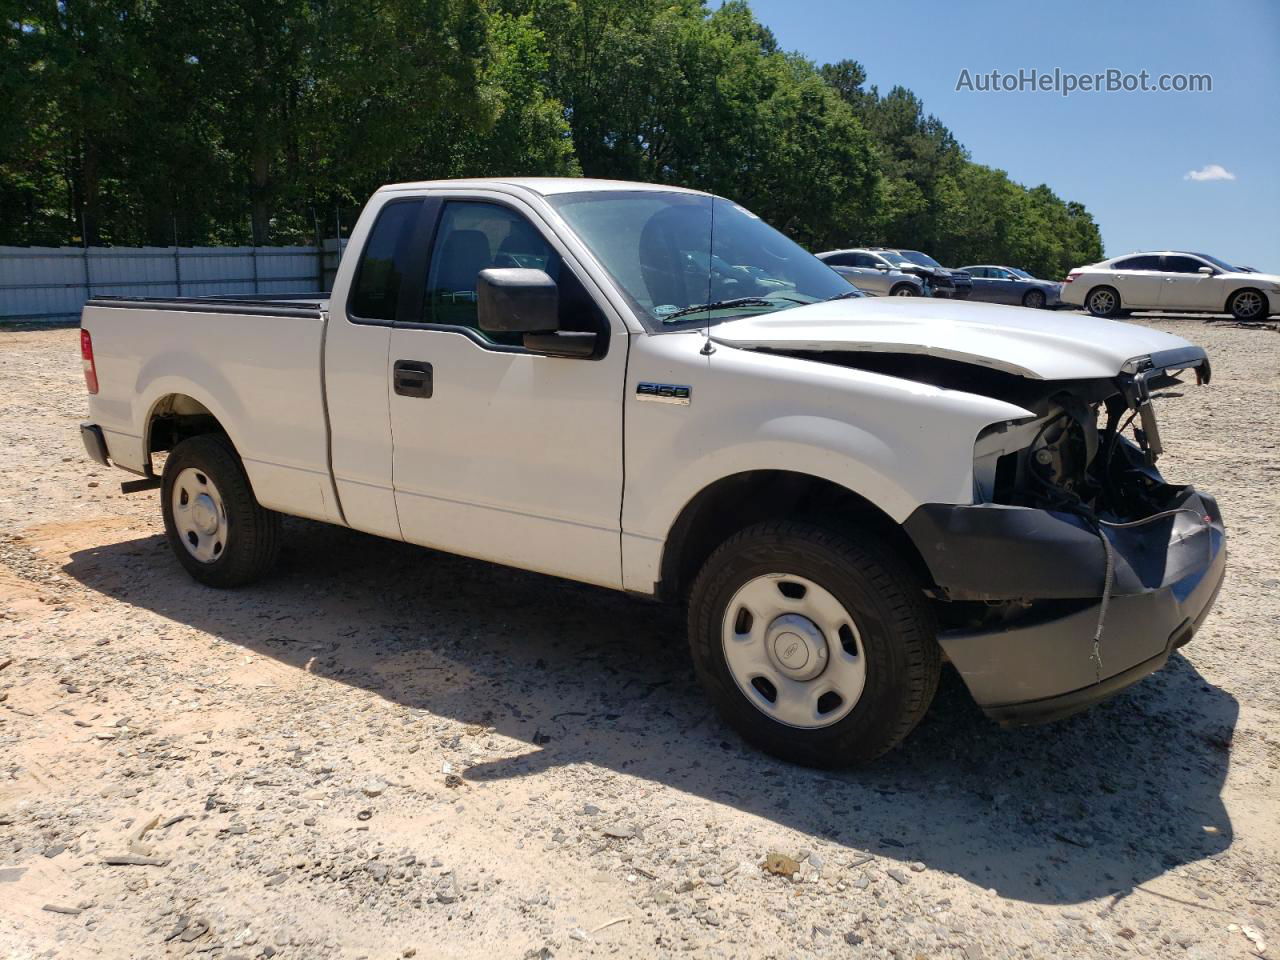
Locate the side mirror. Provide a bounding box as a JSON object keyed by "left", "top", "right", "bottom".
{"left": 875, "top": 263, "right": 890, "bottom": 271}
{"left": 476, "top": 267, "right": 597, "bottom": 359}
{"left": 477, "top": 268, "right": 559, "bottom": 333}
{"left": 1197, "top": 266, "right": 1214, "bottom": 275}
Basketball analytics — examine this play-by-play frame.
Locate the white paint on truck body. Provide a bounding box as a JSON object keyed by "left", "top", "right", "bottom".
{"left": 82, "top": 177, "right": 1205, "bottom": 597}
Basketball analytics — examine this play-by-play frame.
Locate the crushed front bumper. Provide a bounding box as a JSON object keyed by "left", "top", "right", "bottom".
{"left": 903, "top": 488, "right": 1226, "bottom": 724}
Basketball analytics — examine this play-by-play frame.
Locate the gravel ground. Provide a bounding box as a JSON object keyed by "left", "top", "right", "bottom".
{"left": 0, "top": 316, "right": 1277, "bottom": 960}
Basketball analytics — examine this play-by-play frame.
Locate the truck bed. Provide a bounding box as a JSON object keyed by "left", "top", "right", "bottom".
{"left": 82, "top": 294, "right": 341, "bottom": 525}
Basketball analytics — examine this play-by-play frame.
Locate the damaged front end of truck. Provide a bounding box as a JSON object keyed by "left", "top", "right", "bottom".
{"left": 853, "top": 346, "right": 1224, "bottom": 723}
{"left": 714, "top": 306, "right": 1227, "bottom": 723}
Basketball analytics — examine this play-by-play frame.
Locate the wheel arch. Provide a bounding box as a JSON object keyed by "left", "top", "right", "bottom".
{"left": 656, "top": 470, "right": 935, "bottom": 602}
{"left": 143, "top": 392, "right": 237, "bottom": 476}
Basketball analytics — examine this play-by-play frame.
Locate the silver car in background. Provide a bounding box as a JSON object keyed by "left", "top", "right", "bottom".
{"left": 815, "top": 249, "right": 929, "bottom": 297}
{"left": 960, "top": 265, "right": 1063, "bottom": 309}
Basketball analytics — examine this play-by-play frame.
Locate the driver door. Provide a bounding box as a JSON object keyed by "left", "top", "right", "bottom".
{"left": 386, "top": 193, "right": 629, "bottom": 588}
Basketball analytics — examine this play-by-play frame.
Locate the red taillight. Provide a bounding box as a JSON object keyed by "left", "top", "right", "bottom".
{"left": 81, "top": 328, "right": 99, "bottom": 394}
{"left": 1064, "top": 271, "right": 1080, "bottom": 284}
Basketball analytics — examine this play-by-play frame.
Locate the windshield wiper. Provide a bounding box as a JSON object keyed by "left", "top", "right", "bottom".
{"left": 825, "top": 290, "right": 861, "bottom": 302}
{"left": 661, "top": 297, "right": 775, "bottom": 323}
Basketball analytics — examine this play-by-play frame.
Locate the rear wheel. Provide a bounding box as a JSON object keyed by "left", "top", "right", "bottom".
{"left": 1086, "top": 285, "right": 1121, "bottom": 317}
{"left": 687, "top": 521, "right": 940, "bottom": 767}
{"left": 1022, "top": 288, "right": 1047, "bottom": 309}
{"left": 1228, "top": 288, "right": 1268, "bottom": 322}
{"left": 161, "top": 434, "right": 281, "bottom": 587}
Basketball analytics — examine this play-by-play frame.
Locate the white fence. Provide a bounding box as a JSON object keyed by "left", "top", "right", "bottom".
{"left": 0, "top": 240, "right": 347, "bottom": 324}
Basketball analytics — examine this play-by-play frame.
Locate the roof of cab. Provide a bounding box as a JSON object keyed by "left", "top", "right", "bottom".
{"left": 377, "top": 177, "right": 709, "bottom": 197}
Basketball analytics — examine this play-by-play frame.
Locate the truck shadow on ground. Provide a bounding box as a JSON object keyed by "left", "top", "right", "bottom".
{"left": 63, "top": 516, "right": 1238, "bottom": 907}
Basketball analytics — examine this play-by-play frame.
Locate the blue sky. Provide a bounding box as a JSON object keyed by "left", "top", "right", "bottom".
{"left": 742, "top": 0, "right": 1280, "bottom": 272}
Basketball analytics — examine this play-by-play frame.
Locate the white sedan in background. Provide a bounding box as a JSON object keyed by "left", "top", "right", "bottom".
{"left": 1062, "top": 251, "right": 1279, "bottom": 322}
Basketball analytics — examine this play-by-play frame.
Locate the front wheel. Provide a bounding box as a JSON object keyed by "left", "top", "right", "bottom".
{"left": 161, "top": 434, "right": 281, "bottom": 587}
{"left": 687, "top": 521, "right": 940, "bottom": 767}
{"left": 1228, "top": 288, "right": 1268, "bottom": 322}
{"left": 889, "top": 283, "right": 917, "bottom": 297}
{"left": 1022, "top": 288, "right": 1047, "bottom": 309}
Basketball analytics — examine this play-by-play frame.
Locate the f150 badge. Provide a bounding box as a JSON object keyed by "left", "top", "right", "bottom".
{"left": 636, "top": 382, "right": 691, "bottom": 405}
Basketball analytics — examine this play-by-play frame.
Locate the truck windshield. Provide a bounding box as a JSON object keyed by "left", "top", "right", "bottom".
{"left": 547, "top": 191, "right": 850, "bottom": 329}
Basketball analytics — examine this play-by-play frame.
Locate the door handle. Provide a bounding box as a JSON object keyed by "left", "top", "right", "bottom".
{"left": 393, "top": 360, "right": 433, "bottom": 398}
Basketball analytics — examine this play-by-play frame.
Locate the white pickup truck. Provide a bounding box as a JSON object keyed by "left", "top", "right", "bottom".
{"left": 79, "top": 178, "right": 1226, "bottom": 765}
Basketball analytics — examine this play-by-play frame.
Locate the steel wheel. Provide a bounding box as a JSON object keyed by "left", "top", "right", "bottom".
{"left": 1230, "top": 289, "right": 1265, "bottom": 321}
{"left": 171, "top": 467, "right": 228, "bottom": 563}
{"left": 721, "top": 573, "right": 866, "bottom": 729}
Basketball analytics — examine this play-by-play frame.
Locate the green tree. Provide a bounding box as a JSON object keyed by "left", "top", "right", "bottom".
{"left": 0, "top": 0, "right": 1103, "bottom": 275}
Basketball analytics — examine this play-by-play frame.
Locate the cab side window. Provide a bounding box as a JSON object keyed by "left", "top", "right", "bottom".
{"left": 348, "top": 199, "right": 424, "bottom": 323}
{"left": 424, "top": 200, "right": 604, "bottom": 348}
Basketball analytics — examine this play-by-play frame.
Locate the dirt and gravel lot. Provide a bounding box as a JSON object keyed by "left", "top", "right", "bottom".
{"left": 0, "top": 316, "right": 1277, "bottom": 960}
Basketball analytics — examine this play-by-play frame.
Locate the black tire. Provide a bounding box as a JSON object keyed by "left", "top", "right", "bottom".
{"left": 161, "top": 434, "right": 281, "bottom": 587}
{"left": 889, "top": 283, "right": 917, "bottom": 297}
{"left": 1022, "top": 288, "right": 1047, "bottom": 309}
{"left": 687, "top": 521, "right": 940, "bottom": 767}
{"left": 1227, "top": 288, "right": 1269, "bottom": 322}
{"left": 1085, "top": 285, "right": 1121, "bottom": 317}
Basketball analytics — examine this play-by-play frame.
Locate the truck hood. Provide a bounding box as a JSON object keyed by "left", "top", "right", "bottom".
{"left": 710, "top": 297, "right": 1201, "bottom": 380}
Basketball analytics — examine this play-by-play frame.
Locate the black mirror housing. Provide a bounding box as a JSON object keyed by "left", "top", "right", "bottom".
{"left": 477, "top": 268, "right": 559, "bottom": 333}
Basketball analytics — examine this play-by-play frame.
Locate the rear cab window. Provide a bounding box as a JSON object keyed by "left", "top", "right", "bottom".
{"left": 348, "top": 199, "right": 425, "bottom": 323}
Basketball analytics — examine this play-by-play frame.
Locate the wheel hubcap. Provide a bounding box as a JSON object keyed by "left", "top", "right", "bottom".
{"left": 722, "top": 573, "right": 866, "bottom": 729}
{"left": 767, "top": 614, "right": 828, "bottom": 681}
{"left": 172, "top": 468, "right": 227, "bottom": 564}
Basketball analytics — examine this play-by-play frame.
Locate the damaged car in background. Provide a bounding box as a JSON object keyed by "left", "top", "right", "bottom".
{"left": 79, "top": 179, "right": 1225, "bottom": 766}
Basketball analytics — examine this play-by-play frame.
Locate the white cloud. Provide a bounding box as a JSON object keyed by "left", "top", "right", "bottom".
{"left": 1184, "top": 164, "right": 1236, "bottom": 182}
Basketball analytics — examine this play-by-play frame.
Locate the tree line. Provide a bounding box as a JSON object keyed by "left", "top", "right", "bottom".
{"left": 1, "top": 0, "right": 1104, "bottom": 278}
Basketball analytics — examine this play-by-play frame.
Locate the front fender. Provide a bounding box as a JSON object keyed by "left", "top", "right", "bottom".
{"left": 620, "top": 333, "right": 1031, "bottom": 590}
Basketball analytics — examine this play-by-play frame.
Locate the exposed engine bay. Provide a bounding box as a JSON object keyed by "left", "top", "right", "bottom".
{"left": 767, "top": 346, "right": 1211, "bottom": 523}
